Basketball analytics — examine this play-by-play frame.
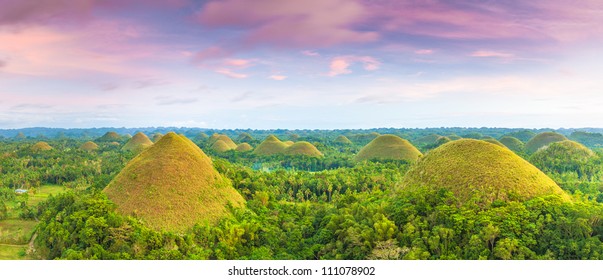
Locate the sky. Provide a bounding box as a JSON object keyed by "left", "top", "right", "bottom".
{"left": 1, "top": 0, "right": 603, "bottom": 129}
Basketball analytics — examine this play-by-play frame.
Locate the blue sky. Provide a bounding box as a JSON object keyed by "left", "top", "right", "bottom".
{"left": 1, "top": 0, "right": 603, "bottom": 129}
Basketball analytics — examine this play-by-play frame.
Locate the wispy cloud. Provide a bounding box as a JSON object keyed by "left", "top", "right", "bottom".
{"left": 215, "top": 69, "right": 248, "bottom": 79}
{"left": 470, "top": 51, "right": 514, "bottom": 58}
{"left": 328, "top": 55, "right": 380, "bottom": 77}
{"left": 156, "top": 96, "right": 199, "bottom": 106}
{"left": 268, "top": 75, "right": 287, "bottom": 80}
{"left": 301, "top": 50, "right": 319, "bottom": 56}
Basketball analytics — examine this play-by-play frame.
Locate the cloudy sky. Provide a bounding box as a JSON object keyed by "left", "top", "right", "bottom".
{"left": 1, "top": 0, "right": 602, "bottom": 129}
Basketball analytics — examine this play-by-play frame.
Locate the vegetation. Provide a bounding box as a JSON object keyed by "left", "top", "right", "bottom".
{"left": 3, "top": 127, "right": 603, "bottom": 260}
{"left": 355, "top": 135, "right": 422, "bottom": 162}
{"left": 499, "top": 136, "right": 524, "bottom": 153}
{"left": 122, "top": 132, "right": 153, "bottom": 153}
{"left": 283, "top": 141, "right": 323, "bottom": 157}
{"left": 103, "top": 132, "right": 245, "bottom": 231}
{"left": 525, "top": 132, "right": 568, "bottom": 154}
{"left": 402, "top": 139, "right": 569, "bottom": 204}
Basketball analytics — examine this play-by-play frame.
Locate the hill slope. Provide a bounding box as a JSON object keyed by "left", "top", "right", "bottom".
{"left": 402, "top": 139, "right": 569, "bottom": 204}
{"left": 122, "top": 132, "right": 153, "bottom": 153}
{"left": 525, "top": 132, "right": 568, "bottom": 153}
{"left": 355, "top": 134, "right": 422, "bottom": 162}
{"left": 284, "top": 141, "right": 323, "bottom": 157}
{"left": 254, "top": 135, "right": 288, "bottom": 156}
{"left": 103, "top": 132, "right": 245, "bottom": 231}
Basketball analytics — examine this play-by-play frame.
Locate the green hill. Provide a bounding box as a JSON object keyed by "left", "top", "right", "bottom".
{"left": 530, "top": 140, "right": 595, "bottom": 174}
{"left": 414, "top": 134, "right": 441, "bottom": 146}
{"left": 499, "top": 136, "right": 524, "bottom": 153}
{"left": 212, "top": 139, "right": 233, "bottom": 152}
{"left": 151, "top": 133, "right": 164, "bottom": 143}
{"left": 402, "top": 139, "right": 569, "bottom": 204}
{"left": 103, "top": 132, "right": 245, "bottom": 231}
{"left": 283, "top": 141, "right": 294, "bottom": 147}
{"left": 79, "top": 141, "right": 99, "bottom": 151}
{"left": 31, "top": 142, "right": 52, "bottom": 152}
{"left": 481, "top": 137, "right": 505, "bottom": 147}
{"left": 122, "top": 132, "right": 153, "bottom": 153}
{"left": 284, "top": 141, "right": 323, "bottom": 157}
{"left": 254, "top": 135, "right": 288, "bottom": 156}
{"left": 507, "top": 130, "right": 537, "bottom": 142}
{"left": 335, "top": 135, "right": 352, "bottom": 145}
{"left": 209, "top": 134, "right": 237, "bottom": 149}
{"left": 355, "top": 134, "right": 422, "bottom": 162}
{"left": 96, "top": 131, "right": 122, "bottom": 142}
{"left": 525, "top": 132, "right": 568, "bottom": 154}
{"left": 235, "top": 143, "right": 253, "bottom": 152}
{"left": 237, "top": 132, "right": 254, "bottom": 142}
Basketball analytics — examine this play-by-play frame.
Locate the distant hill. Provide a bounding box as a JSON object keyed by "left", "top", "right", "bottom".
{"left": 284, "top": 141, "right": 323, "bottom": 157}
{"left": 355, "top": 134, "right": 422, "bottom": 162}
{"left": 79, "top": 141, "right": 99, "bottom": 151}
{"left": 254, "top": 135, "right": 288, "bottom": 156}
{"left": 122, "top": 132, "right": 153, "bottom": 153}
{"left": 103, "top": 132, "right": 245, "bottom": 231}
{"left": 525, "top": 132, "right": 568, "bottom": 154}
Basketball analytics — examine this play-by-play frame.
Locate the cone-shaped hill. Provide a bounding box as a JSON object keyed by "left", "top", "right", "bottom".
{"left": 414, "top": 134, "right": 441, "bottom": 146}
{"left": 235, "top": 143, "right": 253, "bottom": 152}
{"left": 355, "top": 135, "right": 422, "bottom": 162}
{"left": 284, "top": 141, "right": 323, "bottom": 157}
{"left": 499, "top": 136, "right": 524, "bottom": 153}
{"left": 402, "top": 139, "right": 569, "bottom": 204}
{"left": 31, "top": 141, "right": 52, "bottom": 152}
{"left": 335, "top": 135, "right": 352, "bottom": 145}
{"left": 103, "top": 132, "right": 244, "bottom": 231}
{"left": 212, "top": 139, "right": 233, "bottom": 152}
{"left": 254, "top": 135, "right": 288, "bottom": 156}
{"left": 151, "top": 133, "right": 164, "bottom": 143}
{"left": 237, "top": 132, "right": 254, "bottom": 142}
{"left": 283, "top": 140, "right": 294, "bottom": 147}
{"left": 208, "top": 134, "right": 237, "bottom": 149}
{"left": 525, "top": 132, "right": 568, "bottom": 154}
{"left": 96, "top": 131, "right": 122, "bottom": 142}
{"left": 122, "top": 132, "right": 153, "bottom": 153}
{"left": 530, "top": 140, "right": 594, "bottom": 172}
{"left": 80, "top": 141, "right": 99, "bottom": 151}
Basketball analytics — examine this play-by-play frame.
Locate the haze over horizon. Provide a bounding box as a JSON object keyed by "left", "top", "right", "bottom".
{"left": 1, "top": 0, "right": 603, "bottom": 129}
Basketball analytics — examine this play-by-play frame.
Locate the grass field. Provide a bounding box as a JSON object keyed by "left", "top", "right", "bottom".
{"left": 0, "top": 244, "right": 27, "bottom": 260}
{"left": 0, "top": 184, "right": 67, "bottom": 260}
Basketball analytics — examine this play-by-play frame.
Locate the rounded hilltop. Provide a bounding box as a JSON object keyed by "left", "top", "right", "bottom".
{"left": 335, "top": 135, "right": 352, "bottom": 145}
{"left": 402, "top": 139, "right": 569, "bottom": 204}
{"left": 254, "top": 135, "right": 288, "bottom": 156}
{"left": 122, "top": 132, "right": 153, "bottom": 153}
{"left": 499, "top": 136, "right": 524, "bottom": 153}
{"left": 284, "top": 141, "right": 323, "bottom": 157}
{"left": 235, "top": 143, "right": 253, "bottom": 152}
{"left": 530, "top": 140, "right": 595, "bottom": 173}
{"left": 96, "top": 131, "right": 122, "bottom": 142}
{"left": 237, "top": 132, "right": 254, "bottom": 142}
{"left": 212, "top": 139, "right": 232, "bottom": 152}
{"left": 208, "top": 134, "right": 237, "bottom": 150}
{"left": 481, "top": 137, "right": 505, "bottom": 148}
{"left": 355, "top": 134, "right": 422, "bottom": 162}
{"left": 31, "top": 141, "right": 53, "bottom": 152}
{"left": 525, "top": 132, "right": 568, "bottom": 153}
{"left": 151, "top": 133, "right": 164, "bottom": 143}
{"left": 79, "top": 141, "right": 99, "bottom": 151}
{"left": 103, "top": 132, "right": 245, "bottom": 231}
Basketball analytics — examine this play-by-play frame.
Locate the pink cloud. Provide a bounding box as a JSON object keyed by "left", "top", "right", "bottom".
{"left": 471, "top": 51, "right": 515, "bottom": 58}
{"left": 268, "top": 75, "right": 287, "bottom": 81}
{"left": 328, "top": 56, "right": 380, "bottom": 77}
{"left": 215, "top": 69, "right": 247, "bottom": 79}
{"left": 0, "top": 0, "right": 190, "bottom": 26}
{"left": 197, "top": 0, "right": 378, "bottom": 48}
{"left": 301, "top": 50, "right": 320, "bottom": 56}
{"left": 415, "top": 49, "right": 434, "bottom": 55}
{"left": 223, "top": 58, "right": 253, "bottom": 68}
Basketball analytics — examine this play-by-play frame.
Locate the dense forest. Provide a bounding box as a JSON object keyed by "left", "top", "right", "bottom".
{"left": 2, "top": 127, "right": 603, "bottom": 260}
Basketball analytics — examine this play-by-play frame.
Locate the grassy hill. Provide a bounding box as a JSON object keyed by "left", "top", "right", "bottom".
{"left": 235, "top": 143, "right": 253, "bottom": 152}
{"left": 209, "top": 134, "right": 237, "bottom": 149}
{"left": 103, "top": 132, "right": 245, "bottom": 231}
{"left": 402, "top": 139, "right": 569, "bottom": 204}
{"left": 79, "top": 141, "right": 99, "bottom": 151}
{"left": 212, "top": 139, "right": 233, "bottom": 152}
{"left": 525, "top": 132, "right": 568, "bottom": 153}
{"left": 530, "top": 140, "right": 595, "bottom": 174}
{"left": 237, "top": 132, "right": 254, "bottom": 142}
{"left": 284, "top": 141, "right": 323, "bottom": 157}
{"left": 499, "top": 136, "right": 524, "bottom": 153}
{"left": 335, "top": 135, "right": 352, "bottom": 145}
{"left": 31, "top": 142, "right": 52, "bottom": 152}
{"left": 355, "top": 134, "right": 422, "bottom": 162}
{"left": 254, "top": 135, "right": 288, "bottom": 156}
{"left": 96, "top": 131, "right": 122, "bottom": 142}
{"left": 122, "top": 132, "right": 153, "bottom": 153}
